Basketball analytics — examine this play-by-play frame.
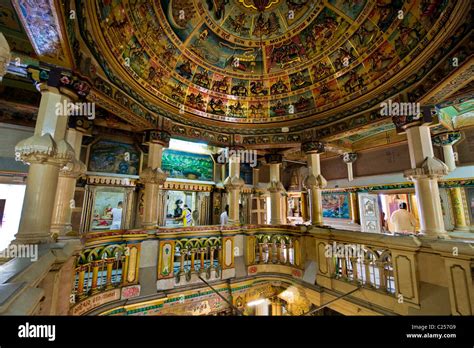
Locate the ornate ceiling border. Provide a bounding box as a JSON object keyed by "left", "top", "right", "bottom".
{"left": 69, "top": 0, "right": 472, "bottom": 147}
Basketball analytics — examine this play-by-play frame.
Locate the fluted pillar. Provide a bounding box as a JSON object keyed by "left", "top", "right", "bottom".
{"left": 432, "top": 132, "right": 461, "bottom": 172}
{"left": 14, "top": 84, "right": 78, "bottom": 244}
{"left": 396, "top": 111, "right": 448, "bottom": 238}
{"left": 51, "top": 128, "right": 86, "bottom": 237}
{"left": 302, "top": 141, "right": 327, "bottom": 226}
{"left": 224, "top": 149, "right": 244, "bottom": 225}
{"left": 140, "top": 130, "right": 170, "bottom": 229}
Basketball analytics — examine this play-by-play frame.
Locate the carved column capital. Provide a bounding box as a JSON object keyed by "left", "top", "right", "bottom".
{"left": 342, "top": 152, "right": 357, "bottom": 164}
{"left": 391, "top": 105, "right": 434, "bottom": 132}
{"left": 268, "top": 180, "right": 285, "bottom": 193}
{"left": 27, "top": 67, "right": 91, "bottom": 100}
{"left": 301, "top": 141, "right": 325, "bottom": 154}
{"left": 264, "top": 153, "right": 283, "bottom": 164}
{"left": 142, "top": 129, "right": 171, "bottom": 147}
{"left": 432, "top": 131, "right": 462, "bottom": 147}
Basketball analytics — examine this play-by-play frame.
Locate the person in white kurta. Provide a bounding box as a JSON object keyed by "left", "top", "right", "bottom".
{"left": 110, "top": 201, "right": 123, "bottom": 230}
{"left": 390, "top": 202, "right": 417, "bottom": 233}
{"left": 220, "top": 205, "right": 229, "bottom": 226}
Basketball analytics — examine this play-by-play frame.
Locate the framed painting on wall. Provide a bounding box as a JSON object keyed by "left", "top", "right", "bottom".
{"left": 88, "top": 140, "right": 141, "bottom": 175}
{"left": 322, "top": 192, "right": 350, "bottom": 219}
{"left": 162, "top": 149, "right": 214, "bottom": 181}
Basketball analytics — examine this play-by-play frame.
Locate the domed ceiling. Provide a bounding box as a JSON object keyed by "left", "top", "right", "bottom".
{"left": 84, "top": 0, "right": 451, "bottom": 127}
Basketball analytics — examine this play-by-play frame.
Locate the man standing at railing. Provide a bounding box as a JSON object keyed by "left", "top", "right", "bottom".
{"left": 389, "top": 202, "right": 417, "bottom": 234}
{"left": 220, "top": 205, "right": 229, "bottom": 226}
{"left": 110, "top": 201, "right": 123, "bottom": 230}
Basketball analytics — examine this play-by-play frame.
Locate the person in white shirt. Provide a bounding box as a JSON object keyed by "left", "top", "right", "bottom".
{"left": 220, "top": 204, "right": 229, "bottom": 226}
{"left": 110, "top": 201, "right": 123, "bottom": 230}
{"left": 390, "top": 202, "right": 417, "bottom": 233}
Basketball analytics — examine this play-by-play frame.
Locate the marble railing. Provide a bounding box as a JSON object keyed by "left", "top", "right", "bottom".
{"left": 65, "top": 224, "right": 474, "bottom": 316}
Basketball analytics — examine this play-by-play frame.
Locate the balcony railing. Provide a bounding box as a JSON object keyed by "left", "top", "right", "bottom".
{"left": 72, "top": 244, "right": 128, "bottom": 302}
{"left": 331, "top": 245, "right": 395, "bottom": 294}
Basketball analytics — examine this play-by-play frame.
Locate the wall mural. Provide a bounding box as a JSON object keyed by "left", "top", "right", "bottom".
{"left": 161, "top": 149, "right": 214, "bottom": 182}
{"left": 88, "top": 140, "right": 140, "bottom": 175}
{"left": 86, "top": 0, "right": 453, "bottom": 124}
{"left": 322, "top": 192, "right": 349, "bottom": 219}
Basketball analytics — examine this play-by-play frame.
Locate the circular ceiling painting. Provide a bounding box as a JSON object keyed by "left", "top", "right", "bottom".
{"left": 90, "top": 0, "right": 450, "bottom": 125}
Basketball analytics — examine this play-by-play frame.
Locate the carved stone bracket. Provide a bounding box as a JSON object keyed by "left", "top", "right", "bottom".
{"left": 15, "top": 134, "right": 75, "bottom": 167}
{"left": 404, "top": 157, "right": 449, "bottom": 180}
{"left": 268, "top": 180, "right": 286, "bottom": 194}
{"left": 140, "top": 167, "right": 168, "bottom": 185}
{"left": 59, "top": 158, "right": 87, "bottom": 179}
{"left": 303, "top": 173, "right": 327, "bottom": 189}
{"left": 342, "top": 152, "right": 357, "bottom": 164}
{"left": 301, "top": 141, "right": 325, "bottom": 154}
{"left": 224, "top": 175, "right": 245, "bottom": 191}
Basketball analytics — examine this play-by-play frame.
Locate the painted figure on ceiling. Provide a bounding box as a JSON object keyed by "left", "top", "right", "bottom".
{"left": 250, "top": 81, "right": 267, "bottom": 95}
{"left": 212, "top": 78, "right": 229, "bottom": 93}
{"left": 231, "top": 81, "right": 248, "bottom": 96}
{"left": 270, "top": 79, "right": 289, "bottom": 95}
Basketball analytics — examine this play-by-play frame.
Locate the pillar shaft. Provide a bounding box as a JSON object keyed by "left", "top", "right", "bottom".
{"left": 51, "top": 129, "right": 85, "bottom": 237}
{"left": 450, "top": 187, "right": 469, "bottom": 230}
{"left": 304, "top": 151, "right": 326, "bottom": 226}
{"left": 442, "top": 145, "right": 456, "bottom": 172}
{"left": 141, "top": 141, "right": 167, "bottom": 228}
{"left": 413, "top": 178, "right": 445, "bottom": 235}
{"left": 15, "top": 87, "right": 73, "bottom": 244}
{"left": 224, "top": 153, "right": 244, "bottom": 224}
{"left": 308, "top": 187, "right": 323, "bottom": 226}
{"left": 406, "top": 125, "right": 434, "bottom": 168}
{"left": 404, "top": 124, "right": 448, "bottom": 237}
{"left": 269, "top": 163, "right": 284, "bottom": 225}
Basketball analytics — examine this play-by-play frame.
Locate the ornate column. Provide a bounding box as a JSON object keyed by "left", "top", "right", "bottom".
{"left": 432, "top": 132, "right": 461, "bottom": 172}
{"left": 265, "top": 154, "right": 285, "bottom": 225}
{"left": 14, "top": 73, "right": 88, "bottom": 243}
{"left": 224, "top": 148, "right": 244, "bottom": 225}
{"left": 394, "top": 112, "right": 449, "bottom": 238}
{"left": 302, "top": 141, "right": 327, "bottom": 226}
{"left": 449, "top": 187, "right": 469, "bottom": 231}
{"left": 51, "top": 127, "right": 86, "bottom": 237}
{"left": 343, "top": 153, "right": 357, "bottom": 182}
{"left": 140, "top": 130, "right": 170, "bottom": 229}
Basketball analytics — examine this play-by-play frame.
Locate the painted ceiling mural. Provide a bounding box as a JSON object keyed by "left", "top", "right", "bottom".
{"left": 83, "top": 0, "right": 454, "bottom": 125}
